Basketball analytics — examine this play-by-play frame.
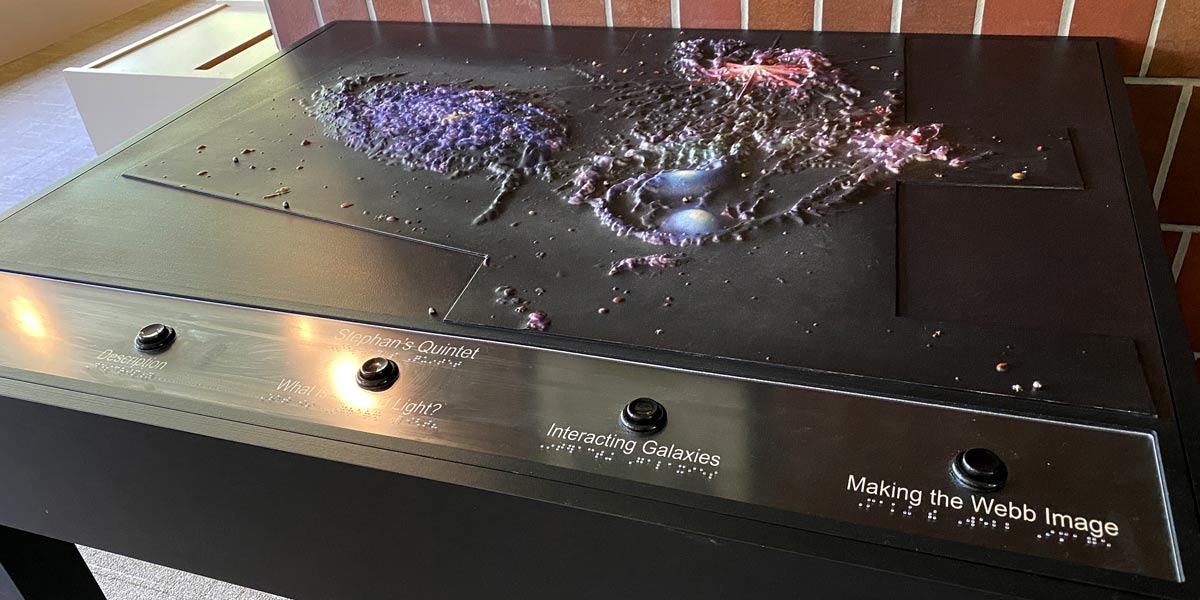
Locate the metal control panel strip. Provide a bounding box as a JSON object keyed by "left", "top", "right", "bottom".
{"left": 0, "top": 272, "right": 1181, "bottom": 580}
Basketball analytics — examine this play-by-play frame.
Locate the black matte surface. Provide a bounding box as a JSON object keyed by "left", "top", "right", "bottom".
{"left": 0, "top": 387, "right": 1129, "bottom": 600}
{"left": 0, "top": 25, "right": 1156, "bottom": 412}
{"left": 0, "top": 525, "right": 105, "bottom": 600}
{"left": 0, "top": 174, "right": 483, "bottom": 326}
{"left": 0, "top": 23, "right": 1197, "bottom": 600}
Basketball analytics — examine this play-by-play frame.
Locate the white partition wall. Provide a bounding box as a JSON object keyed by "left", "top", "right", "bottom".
{"left": 64, "top": 1, "right": 275, "bottom": 152}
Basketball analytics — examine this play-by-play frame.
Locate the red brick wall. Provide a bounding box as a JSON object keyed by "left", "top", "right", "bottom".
{"left": 265, "top": 0, "right": 1200, "bottom": 362}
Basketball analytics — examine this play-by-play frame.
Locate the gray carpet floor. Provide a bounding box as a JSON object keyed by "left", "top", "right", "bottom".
{"left": 0, "top": 1, "right": 289, "bottom": 598}
{"left": 81, "top": 547, "right": 286, "bottom": 600}
{"left": 0, "top": 0, "right": 211, "bottom": 212}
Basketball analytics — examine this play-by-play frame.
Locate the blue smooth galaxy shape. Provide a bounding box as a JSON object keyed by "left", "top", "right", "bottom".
{"left": 659, "top": 209, "right": 724, "bottom": 235}
{"left": 634, "top": 157, "right": 733, "bottom": 205}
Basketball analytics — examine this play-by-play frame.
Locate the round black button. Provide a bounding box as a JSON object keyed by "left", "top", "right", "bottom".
{"left": 621, "top": 397, "right": 667, "bottom": 433}
{"left": 134, "top": 323, "right": 175, "bottom": 353}
{"left": 356, "top": 357, "right": 399, "bottom": 392}
{"left": 951, "top": 448, "right": 1008, "bottom": 492}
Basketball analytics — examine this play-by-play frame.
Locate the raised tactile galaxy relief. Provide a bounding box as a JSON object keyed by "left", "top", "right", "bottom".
{"left": 123, "top": 28, "right": 1138, "bottom": 412}
{"left": 564, "top": 38, "right": 964, "bottom": 247}
{"left": 303, "top": 38, "right": 968, "bottom": 246}
{"left": 305, "top": 77, "right": 567, "bottom": 225}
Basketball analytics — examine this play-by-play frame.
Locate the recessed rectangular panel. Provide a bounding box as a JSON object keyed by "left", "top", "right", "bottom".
{"left": 895, "top": 183, "right": 1156, "bottom": 414}
{"left": 0, "top": 182, "right": 482, "bottom": 325}
{"left": 898, "top": 184, "right": 1151, "bottom": 337}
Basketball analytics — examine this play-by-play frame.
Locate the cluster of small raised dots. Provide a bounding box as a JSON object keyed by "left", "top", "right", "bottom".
{"left": 537, "top": 447, "right": 717, "bottom": 479}
{"left": 1037, "top": 529, "right": 1112, "bottom": 549}
{"left": 391, "top": 415, "right": 438, "bottom": 430}
{"left": 957, "top": 516, "right": 1002, "bottom": 530}
{"left": 407, "top": 356, "right": 463, "bottom": 368}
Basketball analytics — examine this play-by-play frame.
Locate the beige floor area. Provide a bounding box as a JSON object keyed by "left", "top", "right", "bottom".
{"left": 0, "top": 1, "right": 288, "bottom": 598}
{"left": 0, "top": 0, "right": 208, "bottom": 211}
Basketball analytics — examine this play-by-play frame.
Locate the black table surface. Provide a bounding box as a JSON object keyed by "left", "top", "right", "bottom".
{"left": 0, "top": 22, "right": 1198, "bottom": 600}
{"left": 0, "top": 24, "right": 1172, "bottom": 416}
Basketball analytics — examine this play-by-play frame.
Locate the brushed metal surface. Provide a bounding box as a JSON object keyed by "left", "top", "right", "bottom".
{"left": 0, "top": 271, "right": 1180, "bottom": 580}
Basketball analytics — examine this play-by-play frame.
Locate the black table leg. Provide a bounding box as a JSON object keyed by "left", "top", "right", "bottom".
{"left": 0, "top": 525, "right": 106, "bottom": 600}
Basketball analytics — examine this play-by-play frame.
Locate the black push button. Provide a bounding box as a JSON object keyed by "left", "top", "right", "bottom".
{"left": 621, "top": 397, "right": 667, "bottom": 433}
{"left": 951, "top": 448, "right": 1008, "bottom": 492}
{"left": 134, "top": 323, "right": 176, "bottom": 353}
{"left": 356, "top": 357, "right": 399, "bottom": 391}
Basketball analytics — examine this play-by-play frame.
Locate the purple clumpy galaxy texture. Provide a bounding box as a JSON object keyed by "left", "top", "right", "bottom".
{"left": 303, "top": 41, "right": 959, "bottom": 245}
{"left": 566, "top": 38, "right": 962, "bottom": 247}
{"left": 308, "top": 75, "right": 566, "bottom": 174}
{"left": 307, "top": 75, "right": 567, "bottom": 223}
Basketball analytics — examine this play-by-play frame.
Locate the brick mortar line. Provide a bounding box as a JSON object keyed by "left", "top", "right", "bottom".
{"left": 1139, "top": 0, "right": 1168, "bottom": 77}
{"left": 311, "top": 0, "right": 324, "bottom": 26}
{"left": 1126, "top": 77, "right": 1200, "bottom": 86}
{"left": 1173, "top": 232, "right": 1192, "bottom": 280}
{"left": 1057, "top": 0, "right": 1074, "bottom": 37}
{"left": 1154, "top": 86, "right": 1193, "bottom": 206}
{"left": 326, "top": 0, "right": 1190, "bottom": 51}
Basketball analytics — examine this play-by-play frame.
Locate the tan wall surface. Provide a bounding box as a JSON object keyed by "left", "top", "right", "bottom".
{"left": 0, "top": 0, "right": 158, "bottom": 66}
